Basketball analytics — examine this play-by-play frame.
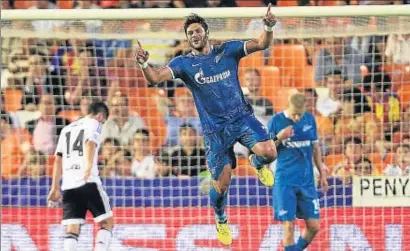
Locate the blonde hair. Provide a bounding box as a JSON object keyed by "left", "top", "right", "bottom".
{"left": 289, "top": 92, "right": 307, "bottom": 111}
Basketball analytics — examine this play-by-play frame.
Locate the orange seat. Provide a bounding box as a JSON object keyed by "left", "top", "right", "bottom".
{"left": 239, "top": 51, "right": 265, "bottom": 76}
{"left": 236, "top": 0, "right": 262, "bottom": 7}
{"left": 268, "top": 44, "right": 307, "bottom": 88}
{"left": 3, "top": 88, "right": 23, "bottom": 112}
{"left": 325, "top": 154, "right": 344, "bottom": 174}
{"left": 277, "top": 0, "right": 298, "bottom": 6}
{"left": 46, "top": 155, "right": 55, "bottom": 176}
{"left": 233, "top": 157, "right": 257, "bottom": 176}
{"left": 397, "top": 84, "right": 410, "bottom": 108}
{"left": 106, "top": 68, "right": 147, "bottom": 91}
{"left": 368, "top": 152, "right": 393, "bottom": 176}
{"left": 128, "top": 88, "right": 167, "bottom": 150}
{"left": 14, "top": 0, "right": 36, "bottom": 9}
{"left": 58, "top": 0, "right": 73, "bottom": 9}
{"left": 261, "top": 66, "right": 281, "bottom": 100}
{"left": 57, "top": 110, "right": 82, "bottom": 122}
{"left": 272, "top": 87, "right": 298, "bottom": 112}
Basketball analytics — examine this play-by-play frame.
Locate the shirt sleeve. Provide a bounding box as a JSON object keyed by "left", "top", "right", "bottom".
{"left": 54, "top": 129, "right": 65, "bottom": 157}
{"left": 167, "top": 56, "right": 184, "bottom": 79}
{"left": 85, "top": 119, "right": 102, "bottom": 145}
{"left": 267, "top": 115, "right": 276, "bottom": 139}
{"left": 226, "top": 40, "right": 248, "bottom": 61}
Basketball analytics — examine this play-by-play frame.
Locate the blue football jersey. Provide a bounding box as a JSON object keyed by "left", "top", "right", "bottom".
{"left": 267, "top": 111, "right": 318, "bottom": 186}
{"left": 167, "top": 40, "right": 253, "bottom": 134}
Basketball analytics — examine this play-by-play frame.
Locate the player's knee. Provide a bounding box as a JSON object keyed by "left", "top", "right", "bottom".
{"left": 283, "top": 222, "right": 295, "bottom": 234}
{"left": 261, "top": 143, "right": 277, "bottom": 161}
{"left": 99, "top": 217, "right": 114, "bottom": 231}
{"left": 307, "top": 221, "right": 320, "bottom": 234}
{"left": 66, "top": 224, "right": 81, "bottom": 235}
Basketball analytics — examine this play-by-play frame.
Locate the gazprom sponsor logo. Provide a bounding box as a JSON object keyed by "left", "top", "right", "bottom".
{"left": 194, "top": 68, "right": 231, "bottom": 85}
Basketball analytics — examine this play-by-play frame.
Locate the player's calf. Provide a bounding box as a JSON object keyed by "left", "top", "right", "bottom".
{"left": 295, "top": 219, "right": 320, "bottom": 251}
{"left": 64, "top": 225, "right": 80, "bottom": 251}
{"left": 95, "top": 217, "right": 114, "bottom": 251}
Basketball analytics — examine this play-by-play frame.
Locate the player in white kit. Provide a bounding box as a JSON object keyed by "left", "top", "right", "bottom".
{"left": 47, "top": 101, "right": 113, "bottom": 251}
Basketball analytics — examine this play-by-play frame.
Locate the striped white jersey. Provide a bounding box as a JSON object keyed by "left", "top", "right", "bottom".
{"left": 55, "top": 117, "right": 102, "bottom": 190}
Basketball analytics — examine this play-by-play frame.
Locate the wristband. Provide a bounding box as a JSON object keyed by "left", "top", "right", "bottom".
{"left": 139, "top": 62, "right": 148, "bottom": 69}
{"left": 264, "top": 25, "right": 274, "bottom": 32}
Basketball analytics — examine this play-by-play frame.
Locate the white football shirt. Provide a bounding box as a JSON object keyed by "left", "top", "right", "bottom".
{"left": 55, "top": 117, "right": 103, "bottom": 190}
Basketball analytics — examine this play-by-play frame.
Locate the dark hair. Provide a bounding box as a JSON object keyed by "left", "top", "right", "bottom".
{"left": 135, "top": 128, "right": 150, "bottom": 137}
{"left": 342, "top": 87, "right": 372, "bottom": 114}
{"left": 179, "top": 123, "right": 196, "bottom": 132}
{"left": 87, "top": 101, "right": 109, "bottom": 118}
{"left": 397, "top": 144, "right": 410, "bottom": 151}
{"left": 304, "top": 88, "right": 318, "bottom": 99}
{"left": 325, "top": 69, "right": 343, "bottom": 79}
{"left": 363, "top": 73, "right": 391, "bottom": 92}
{"left": 1, "top": 111, "right": 12, "bottom": 126}
{"left": 345, "top": 137, "right": 362, "bottom": 147}
{"left": 244, "top": 68, "right": 261, "bottom": 77}
{"left": 184, "top": 13, "right": 209, "bottom": 35}
{"left": 103, "top": 138, "right": 121, "bottom": 147}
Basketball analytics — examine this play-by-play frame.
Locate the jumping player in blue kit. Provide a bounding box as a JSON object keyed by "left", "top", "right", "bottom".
{"left": 136, "top": 5, "right": 278, "bottom": 246}
{"left": 267, "top": 93, "right": 329, "bottom": 251}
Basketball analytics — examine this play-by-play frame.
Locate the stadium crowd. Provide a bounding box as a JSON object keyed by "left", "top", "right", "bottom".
{"left": 1, "top": 0, "right": 410, "bottom": 183}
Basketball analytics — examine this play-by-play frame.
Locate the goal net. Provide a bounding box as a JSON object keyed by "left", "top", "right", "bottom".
{"left": 1, "top": 5, "right": 410, "bottom": 250}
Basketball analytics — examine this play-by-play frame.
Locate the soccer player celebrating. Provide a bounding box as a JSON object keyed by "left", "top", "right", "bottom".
{"left": 136, "top": 5, "right": 277, "bottom": 246}
{"left": 47, "top": 101, "right": 113, "bottom": 251}
{"left": 267, "top": 93, "right": 329, "bottom": 251}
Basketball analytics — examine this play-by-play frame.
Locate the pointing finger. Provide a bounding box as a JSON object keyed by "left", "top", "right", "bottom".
{"left": 137, "top": 40, "right": 143, "bottom": 48}
{"left": 267, "top": 3, "right": 271, "bottom": 15}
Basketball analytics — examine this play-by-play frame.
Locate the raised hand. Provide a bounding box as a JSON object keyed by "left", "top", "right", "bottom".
{"left": 135, "top": 40, "right": 150, "bottom": 65}
{"left": 263, "top": 3, "right": 277, "bottom": 28}
{"left": 277, "top": 125, "right": 294, "bottom": 140}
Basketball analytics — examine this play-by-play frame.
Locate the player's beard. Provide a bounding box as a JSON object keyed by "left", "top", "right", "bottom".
{"left": 189, "top": 35, "right": 208, "bottom": 52}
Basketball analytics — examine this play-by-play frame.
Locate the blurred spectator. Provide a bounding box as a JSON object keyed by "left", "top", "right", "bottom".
{"left": 94, "top": 21, "right": 132, "bottom": 65}
{"left": 79, "top": 96, "right": 92, "bottom": 117}
{"left": 30, "top": 0, "right": 64, "bottom": 33}
{"left": 21, "top": 54, "right": 66, "bottom": 111}
{"left": 349, "top": 35, "right": 386, "bottom": 72}
{"left": 1, "top": 92, "right": 20, "bottom": 128}
{"left": 101, "top": 94, "right": 145, "bottom": 146}
{"left": 1, "top": 112, "right": 31, "bottom": 178}
{"left": 335, "top": 88, "right": 379, "bottom": 145}
{"left": 51, "top": 21, "right": 103, "bottom": 76}
{"left": 208, "top": 0, "right": 238, "bottom": 7}
{"left": 131, "top": 129, "right": 170, "bottom": 178}
{"left": 73, "top": 0, "right": 102, "bottom": 33}
{"left": 164, "top": 91, "right": 202, "bottom": 146}
{"left": 363, "top": 74, "right": 400, "bottom": 138}
{"left": 383, "top": 144, "right": 410, "bottom": 176}
{"left": 304, "top": 88, "right": 334, "bottom": 155}
{"left": 317, "top": 70, "right": 344, "bottom": 117}
{"left": 171, "top": 0, "right": 209, "bottom": 7}
{"left": 99, "top": 137, "right": 121, "bottom": 169}
{"left": 25, "top": 94, "right": 70, "bottom": 155}
{"left": 385, "top": 33, "right": 410, "bottom": 64}
{"left": 7, "top": 37, "right": 48, "bottom": 82}
{"left": 106, "top": 149, "right": 133, "bottom": 177}
{"left": 315, "top": 37, "right": 364, "bottom": 85}
{"left": 333, "top": 137, "right": 367, "bottom": 182}
{"left": 354, "top": 157, "right": 373, "bottom": 176}
{"left": 170, "top": 124, "right": 207, "bottom": 177}
{"left": 64, "top": 47, "right": 107, "bottom": 105}
{"left": 19, "top": 149, "right": 47, "bottom": 178}
{"left": 243, "top": 68, "right": 275, "bottom": 119}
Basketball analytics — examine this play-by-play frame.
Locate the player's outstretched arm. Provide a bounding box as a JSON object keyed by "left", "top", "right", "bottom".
{"left": 245, "top": 3, "right": 277, "bottom": 54}
{"left": 313, "top": 142, "right": 329, "bottom": 192}
{"left": 135, "top": 40, "right": 174, "bottom": 85}
{"left": 47, "top": 155, "right": 63, "bottom": 203}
